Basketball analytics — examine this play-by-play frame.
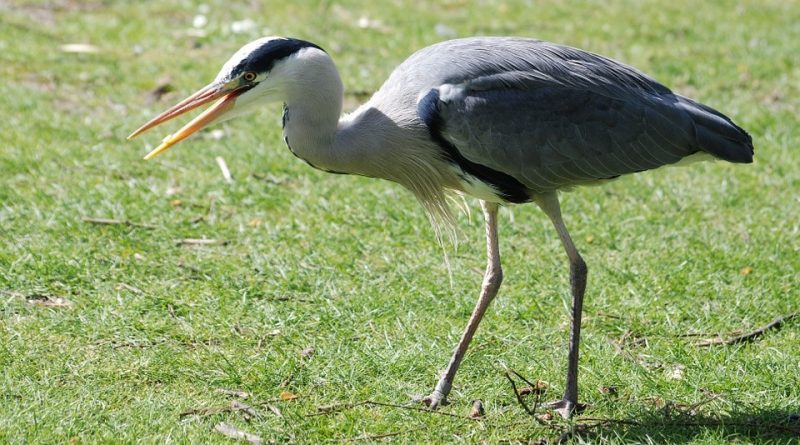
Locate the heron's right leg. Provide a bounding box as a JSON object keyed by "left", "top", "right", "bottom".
{"left": 423, "top": 200, "right": 503, "bottom": 410}
{"left": 535, "top": 192, "right": 588, "bottom": 419}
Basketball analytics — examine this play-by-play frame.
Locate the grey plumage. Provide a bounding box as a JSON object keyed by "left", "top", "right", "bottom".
{"left": 398, "top": 38, "right": 752, "bottom": 196}
{"left": 129, "top": 36, "right": 753, "bottom": 418}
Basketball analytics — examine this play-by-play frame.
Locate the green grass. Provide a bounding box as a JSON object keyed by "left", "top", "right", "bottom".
{"left": 1, "top": 0, "right": 798, "bottom": 443}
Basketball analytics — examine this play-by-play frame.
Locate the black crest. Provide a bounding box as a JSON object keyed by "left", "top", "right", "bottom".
{"left": 231, "top": 38, "right": 324, "bottom": 77}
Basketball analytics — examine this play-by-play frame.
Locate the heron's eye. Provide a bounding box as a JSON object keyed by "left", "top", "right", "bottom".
{"left": 243, "top": 71, "right": 257, "bottom": 82}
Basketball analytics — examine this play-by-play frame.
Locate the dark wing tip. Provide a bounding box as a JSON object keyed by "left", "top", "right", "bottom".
{"left": 678, "top": 96, "right": 754, "bottom": 164}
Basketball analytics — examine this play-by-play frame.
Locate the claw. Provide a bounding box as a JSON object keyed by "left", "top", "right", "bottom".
{"left": 543, "top": 399, "right": 587, "bottom": 419}
{"left": 423, "top": 378, "right": 452, "bottom": 410}
{"left": 422, "top": 390, "right": 448, "bottom": 409}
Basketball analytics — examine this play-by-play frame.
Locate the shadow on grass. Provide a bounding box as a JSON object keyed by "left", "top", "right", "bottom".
{"left": 573, "top": 408, "right": 800, "bottom": 444}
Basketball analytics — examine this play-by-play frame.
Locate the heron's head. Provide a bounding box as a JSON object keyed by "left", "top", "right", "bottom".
{"left": 128, "top": 37, "right": 326, "bottom": 160}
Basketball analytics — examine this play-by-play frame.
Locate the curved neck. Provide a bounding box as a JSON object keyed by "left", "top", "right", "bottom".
{"left": 279, "top": 50, "right": 448, "bottom": 193}
{"left": 279, "top": 54, "right": 456, "bottom": 228}
{"left": 282, "top": 99, "right": 339, "bottom": 171}
{"left": 281, "top": 49, "right": 405, "bottom": 180}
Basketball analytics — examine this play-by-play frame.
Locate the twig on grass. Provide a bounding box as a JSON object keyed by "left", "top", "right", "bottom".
{"left": 504, "top": 369, "right": 546, "bottom": 422}
{"left": 674, "top": 389, "right": 724, "bottom": 415}
{"left": 109, "top": 339, "right": 164, "bottom": 349}
{"left": 676, "top": 332, "right": 714, "bottom": 338}
{"left": 505, "top": 372, "right": 534, "bottom": 416}
{"left": 696, "top": 312, "right": 799, "bottom": 347}
{"left": 81, "top": 216, "right": 157, "bottom": 229}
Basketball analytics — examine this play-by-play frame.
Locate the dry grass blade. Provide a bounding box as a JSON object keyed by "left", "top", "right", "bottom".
{"left": 231, "top": 401, "right": 258, "bottom": 421}
{"left": 213, "top": 422, "right": 262, "bottom": 445}
{"left": 265, "top": 404, "right": 283, "bottom": 417}
{"left": 81, "top": 216, "right": 156, "bottom": 229}
{"left": 215, "top": 156, "right": 234, "bottom": 183}
{"left": 60, "top": 43, "right": 99, "bottom": 53}
{"left": 175, "top": 238, "right": 229, "bottom": 246}
{"left": 115, "top": 283, "right": 143, "bottom": 294}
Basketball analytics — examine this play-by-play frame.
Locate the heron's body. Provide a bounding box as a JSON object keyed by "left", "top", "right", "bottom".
{"left": 130, "top": 36, "right": 753, "bottom": 417}
{"left": 277, "top": 37, "right": 751, "bottom": 218}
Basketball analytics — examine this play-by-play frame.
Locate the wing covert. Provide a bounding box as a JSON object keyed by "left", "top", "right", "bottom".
{"left": 430, "top": 71, "right": 700, "bottom": 192}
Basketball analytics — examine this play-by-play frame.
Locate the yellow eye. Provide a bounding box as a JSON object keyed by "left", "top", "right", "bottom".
{"left": 243, "top": 71, "right": 257, "bottom": 82}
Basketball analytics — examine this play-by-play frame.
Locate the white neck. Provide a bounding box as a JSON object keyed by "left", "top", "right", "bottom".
{"left": 279, "top": 50, "right": 371, "bottom": 175}
{"left": 278, "top": 48, "right": 457, "bottom": 227}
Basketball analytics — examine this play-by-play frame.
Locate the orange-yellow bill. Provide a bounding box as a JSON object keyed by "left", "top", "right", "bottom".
{"left": 127, "top": 83, "right": 244, "bottom": 160}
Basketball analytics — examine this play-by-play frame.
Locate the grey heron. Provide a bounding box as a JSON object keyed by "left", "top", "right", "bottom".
{"left": 128, "top": 36, "right": 753, "bottom": 418}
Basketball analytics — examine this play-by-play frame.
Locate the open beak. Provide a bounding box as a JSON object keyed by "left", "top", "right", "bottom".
{"left": 128, "top": 83, "right": 247, "bottom": 160}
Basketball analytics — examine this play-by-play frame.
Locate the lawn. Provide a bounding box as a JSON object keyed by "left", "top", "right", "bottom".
{"left": 1, "top": 0, "right": 798, "bottom": 443}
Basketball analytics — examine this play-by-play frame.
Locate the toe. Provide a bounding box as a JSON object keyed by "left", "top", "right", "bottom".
{"left": 422, "top": 392, "right": 447, "bottom": 410}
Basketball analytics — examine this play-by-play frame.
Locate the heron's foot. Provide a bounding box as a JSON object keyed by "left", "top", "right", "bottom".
{"left": 422, "top": 379, "right": 452, "bottom": 410}
{"left": 543, "top": 398, "right": 586, "bottom": 419}
{"left": 422, "top": 391, "right": 448, "bottom": 410}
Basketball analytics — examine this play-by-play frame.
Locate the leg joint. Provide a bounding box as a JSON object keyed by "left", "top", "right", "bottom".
{"left": 484, "top": 265, "right": 503, "bottom": 289}
{"left": 571, "top": 256, "right": 587, "bottom": 278}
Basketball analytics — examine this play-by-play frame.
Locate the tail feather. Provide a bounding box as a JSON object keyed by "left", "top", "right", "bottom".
{"left": 677, "top": 96, "right": 754, "bottom": 164}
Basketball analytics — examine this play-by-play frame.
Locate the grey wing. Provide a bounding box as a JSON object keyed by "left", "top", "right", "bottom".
{"left": 430, "top": 70, "right": 700, "bottom": 193}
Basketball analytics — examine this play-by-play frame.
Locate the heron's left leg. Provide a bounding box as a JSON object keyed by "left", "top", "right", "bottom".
{"left": 424, "top": 200, "right": 502, "bottom": 410}
{"left": 536, "top": 192, "right": 587, "bottom": 419}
